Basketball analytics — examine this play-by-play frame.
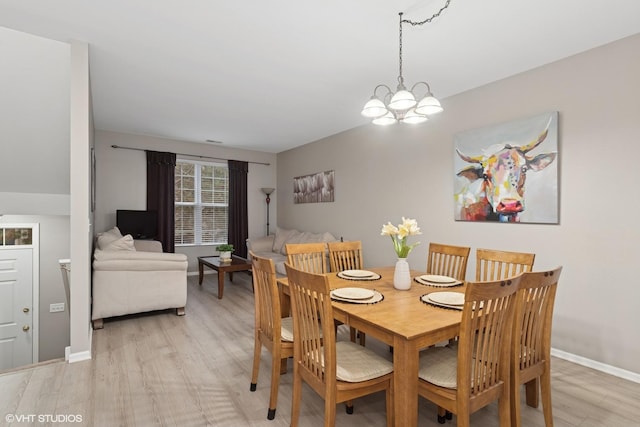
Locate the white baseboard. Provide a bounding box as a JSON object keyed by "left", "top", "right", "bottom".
{"left": 551, "top": 348, "right": 640, "bottom": 384}
{"left": 67, "top": 350, "right": 91, "bottom": 363}
{"left": 67, "top": 324, "right": 93, "bottom": 364}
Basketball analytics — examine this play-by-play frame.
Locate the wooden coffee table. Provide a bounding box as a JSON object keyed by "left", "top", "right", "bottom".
{"left": 198, "top": 255, "right": 252, "bottom": 299}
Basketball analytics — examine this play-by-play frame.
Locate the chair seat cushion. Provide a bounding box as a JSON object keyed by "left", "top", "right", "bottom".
{"left": 418, "top": 345, "right": 458, "bottom": 389}
{"left": 334, "top": 341, "right": 393, "bottom": 383}
{"left": 281, "top": 317, "right": 294, "bottom": 342}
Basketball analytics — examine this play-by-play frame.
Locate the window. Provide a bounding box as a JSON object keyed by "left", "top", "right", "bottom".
{"left": 175, "top": 160, "right": 228, "bottom": 246}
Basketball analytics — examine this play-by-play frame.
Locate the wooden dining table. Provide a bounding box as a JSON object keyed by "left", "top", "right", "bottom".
{"left": 277, "top": 266, "right": 466, "bottom": 427}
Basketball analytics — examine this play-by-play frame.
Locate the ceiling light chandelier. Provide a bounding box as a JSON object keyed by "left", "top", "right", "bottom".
{"left": 361, "top": 0, "right": 452, "bottom": 125}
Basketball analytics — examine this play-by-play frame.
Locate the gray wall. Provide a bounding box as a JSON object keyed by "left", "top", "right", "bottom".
{"left": 276, "top": 34, "right": 640, "bottom": 374}
{"left": 0, "top": 27, "right": 71, "bottom": 362}
{"left": 94, "top": 130, "right": 277, "bottom": 272}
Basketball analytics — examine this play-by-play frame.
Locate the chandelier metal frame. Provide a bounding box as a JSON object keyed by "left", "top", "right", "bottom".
{"left": 361, "top": 0, "right": 452, "bottom": 125}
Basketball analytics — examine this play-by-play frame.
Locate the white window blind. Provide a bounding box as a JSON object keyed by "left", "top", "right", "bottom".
{"left": 175, "top": 160, "right": 228, "bottom": 246}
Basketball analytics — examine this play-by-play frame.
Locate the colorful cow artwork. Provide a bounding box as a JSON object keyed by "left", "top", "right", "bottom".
{"left": 454, "top": 112, "right": 558, "bottom": 223}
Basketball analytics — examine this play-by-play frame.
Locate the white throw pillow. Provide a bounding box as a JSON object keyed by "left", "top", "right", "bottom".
{"left": 273, "top": 228, "right": 298, "bottom": 255}
{"left": 102, "top": 234, "right": 136, "bottom": 252}
{"left": 280, "top": 229, "right": 304, "bottom": 255}
{"left": 96, "top": 227, "right": 123, "bottom": 250}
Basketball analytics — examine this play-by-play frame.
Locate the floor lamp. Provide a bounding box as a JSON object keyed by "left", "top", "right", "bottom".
{"left": 261, "top": 187, "right": 275, "bottom": 236}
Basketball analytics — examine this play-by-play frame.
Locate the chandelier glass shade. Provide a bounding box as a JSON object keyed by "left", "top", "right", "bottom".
{"left": 362, "top": 4, "right": 451, "bottom": 126}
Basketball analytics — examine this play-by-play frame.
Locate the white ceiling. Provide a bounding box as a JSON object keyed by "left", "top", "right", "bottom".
{"left": 1, "top": 0, "right": 639, "bottom": 153}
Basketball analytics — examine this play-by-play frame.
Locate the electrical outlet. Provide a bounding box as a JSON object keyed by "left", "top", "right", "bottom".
{"left": 50, "top": 303, "right": 65, "bottom": 313}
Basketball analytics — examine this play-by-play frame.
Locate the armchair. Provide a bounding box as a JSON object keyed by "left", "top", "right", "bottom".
{"left": 92, "top": 227, "right": 188, "bottom": 329}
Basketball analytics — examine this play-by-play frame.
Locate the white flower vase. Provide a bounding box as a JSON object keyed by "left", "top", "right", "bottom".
{"left": 220, "top": 251, "right": 232, "bottom": 262}
{"left": 393, "top": 258, "right": 411, "bottom": 290}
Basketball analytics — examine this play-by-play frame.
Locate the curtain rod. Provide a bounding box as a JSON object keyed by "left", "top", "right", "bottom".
{"left": 110, "top": 145, "right": 271, "bottom": 166}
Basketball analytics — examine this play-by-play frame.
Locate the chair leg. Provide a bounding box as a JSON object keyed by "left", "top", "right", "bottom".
{"left": 345, "top": 400, "right": 354, "bottom": 414}
{"left": 498, "top": 393, "right": 511, "bottom": 427}
{"left": 176, "top": 306, "right": 185, "bottom": 316}
{"left": 386, "top": 380, "right": 394, "bottom": 427}
{"left": 525, "top": 377, "right": 540, "bottom": 407}
{"left": 359, "top": 331, "right": 366, "bottom": 346}
{"left": 540, "top": 369, "right": 554, "bottom": 427}
{"left": 267, "top": 351, "right": 282, "bottom": 420}
{"left": 511, "top": 375, "right": 522, "bottom": 427}
{"left": 290, "top": 368, "right": 302, "bottom": 427}
{"left": 250, "top": 337, "right": 261, "bottom": 392}
{"left": 457, "top": 408, "right": 470, "bottom": 427}
{"left": 437, "top": 406, "right": 447, "bottom": 424}
{"left": 325, "top": 395, "right": 337, "bottom": 427}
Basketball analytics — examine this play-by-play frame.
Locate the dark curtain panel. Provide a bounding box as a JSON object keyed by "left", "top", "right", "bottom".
{"left": 228, "top": 160, "right": 249, "bottom": 259}
{"left": 146, "top": 150, "right": 176, "bottom": 253}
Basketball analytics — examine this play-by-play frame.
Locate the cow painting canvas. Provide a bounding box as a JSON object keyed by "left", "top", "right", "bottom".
{"left": 454, "top": 112, "right": 559, "bottom": 224}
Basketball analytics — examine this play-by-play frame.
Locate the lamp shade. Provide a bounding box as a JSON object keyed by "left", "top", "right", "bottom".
{"left": 261, "top": 187, "right": 275, "bottom": 195}
{"left": 415, "top": 95, "right": 443, "bottom": 115}
{"left": 372, "top": 111, "right": 397, "bottom": 126}
{"left": 388, "top": 89, "right": 417, "bottom": 110}
{"left": 361, "top": 98, "right": 388, "bottom": 118}
{"left": 401, "top": 108, "right": 428, "bottom": 124}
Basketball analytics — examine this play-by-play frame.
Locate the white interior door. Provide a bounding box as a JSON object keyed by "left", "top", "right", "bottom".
{"left": 0, "top": 248, "right": 33, "bottom": 370}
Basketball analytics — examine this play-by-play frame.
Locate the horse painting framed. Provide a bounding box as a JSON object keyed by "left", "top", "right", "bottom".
{"left": 453, "top": 112, "right": 559, "bottom": 224}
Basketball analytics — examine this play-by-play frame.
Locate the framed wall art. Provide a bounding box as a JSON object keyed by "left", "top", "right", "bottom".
{"left": 453, "top": 111, "right": 559, "bottom": 224}
{"left": 293, "top": 170, "right": 334, "bottom": 204}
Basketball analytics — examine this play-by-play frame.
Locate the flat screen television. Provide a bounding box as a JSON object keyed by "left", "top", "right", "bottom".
{"left": 116, "top": 210, "right": 158, "bottom": 240}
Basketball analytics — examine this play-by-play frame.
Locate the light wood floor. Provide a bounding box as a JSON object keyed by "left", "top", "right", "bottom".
{"left": 2, "top": 273, "right": 639, "bottom": 426}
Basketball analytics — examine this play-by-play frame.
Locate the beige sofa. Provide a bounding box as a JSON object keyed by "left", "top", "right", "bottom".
{"left": 92, "top": 227, "right": 188, "bottom": 329}
{"left": 246, "top": 227, "right": 337, "bottom": 276}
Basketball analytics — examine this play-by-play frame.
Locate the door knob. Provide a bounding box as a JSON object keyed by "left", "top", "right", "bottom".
{"left": 23, "top": 325, "right": 30, "bottom": 332}
{"left": 23, "top": 307, "right": 30, "bottom": 313}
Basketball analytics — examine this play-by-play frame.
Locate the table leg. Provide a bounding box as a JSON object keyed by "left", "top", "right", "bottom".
{"left": 393, "top": 337, "right": 419, "bottom": 427}
{"left": 229, "top": 272, "right": 234, "bottom": 282}
{"left": 217, "top": 270, "right": 225, "bottom": 299}
{"left": 198, "top": 261, "right": 204, "bottom": 285}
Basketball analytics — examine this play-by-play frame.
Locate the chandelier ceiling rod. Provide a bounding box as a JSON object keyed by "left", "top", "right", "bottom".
{"left": 361, "top": 0, "right": 453, "bottom": 126}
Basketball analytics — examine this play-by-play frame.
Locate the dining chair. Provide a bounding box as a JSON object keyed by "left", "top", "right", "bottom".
{"left": 327, "top": 240, "right": 364, "bottom": 272}
{"left": 285, "top": 263, "right": 394, "bottom": 427}
{"left": 327, "top": 240, "right": 366, "bottom": 346}
{"left": 510, "top": 266, "right": 562, "bottom": 427}
{"left": 426, "top": 242, "right": 471, "bottom": 281}
{"left": 417, "top": 274, "right": 523, "bottom": 427}
{"left": 476, "top": 248, "right": 535, "bottom": 281}
{"left": 285, "top": 242, "right": 328, "bottom": 274}
{"left": 249, "top": 251, "right": 295, "bottom": 420}
{"left": 287, "top": 241, "right": 360, "bottom": 345}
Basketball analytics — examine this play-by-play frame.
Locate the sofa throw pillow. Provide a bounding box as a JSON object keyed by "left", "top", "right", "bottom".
{"left": 102, "top": 234, "right": 136, "bottom": 252}
{"left": 96, "top": 226, "right": 123, "bottom": 251}
{"left": 273, "top": 227, "right": 298, "bottom": 255}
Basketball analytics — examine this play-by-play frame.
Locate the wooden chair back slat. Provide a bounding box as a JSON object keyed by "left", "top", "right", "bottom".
{"left": 285, "top": 243, "right": 328, "bottom": 274}
{"left": 426, "top": 242, "right": 471, "bottom": 281}
{"left": 476, "top": 248, "right": 535, "bottom": 281}
{"left": 328, "top": 241, "right": 364, "bottom": 272}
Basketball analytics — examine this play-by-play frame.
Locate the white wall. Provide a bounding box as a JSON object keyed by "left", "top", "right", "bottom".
{"left": 276, "top": 34, "right": 640, "bottom": 374}
{"left": 94, "top": 130, "right": 277, "bottom": 272}
{"left": 68, "top": 40, "right": 93, "bottom": 363}
{"left": 0, "top": 27, "right": 71, "bottom": 363}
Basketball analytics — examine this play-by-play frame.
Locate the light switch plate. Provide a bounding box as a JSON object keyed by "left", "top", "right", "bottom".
{"left": 50, "top": 303, "right": 65, "bottom": 313}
